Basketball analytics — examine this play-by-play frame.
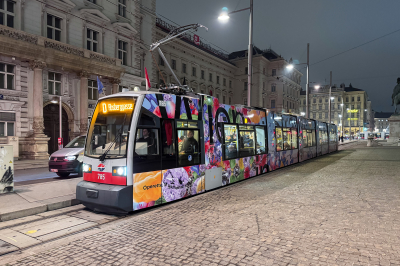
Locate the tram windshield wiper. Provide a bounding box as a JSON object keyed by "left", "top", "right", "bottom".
{"left": 99, "top": 114, "right": 127, "bottom": 162}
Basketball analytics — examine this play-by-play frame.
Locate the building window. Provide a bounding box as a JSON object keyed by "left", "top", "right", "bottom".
{"left": 313, "top": 98, "right": 316, "bottom": 103}
{"left": 229, "top": 97, "right": 232, "bottom": 104}
{"left": 319, "top": 113, "right": 322, "bottom": 119}
{"left": 319, "top": 105, "right": 322, "bottom": 110}
{"left": 118, "top": 40, "right": 128, "bottom": 66}
{"left": 357, "top": 96, "right": 360, "bottom": 101}
{"left": 217, "top": 76, "right": 220, "bottom": 84}
{"left": 263, "top": 82, "right": 265, "bottom": 89}
{"left": 229, "top": 80, "right": 232, "bottom": 88}
{"left": 303, "top": 99, "right": 306, "bottom": 105}
{"left": 338, "top": 96, "right": 341, "bottom": 102}
{"left": 88, "top": 80, "right": 98, "bottom": 100}
{"left": 325, "top": 113, "right": 328, "bottom": 119}
{"left": 201, "top": 70, "right": 204, "bottom": 79}
{"left": 263, "top": 68, "right": 265, "bottom": 75}
{"left": 209, "top": 73, "right": 212, "bottom": 81}
{"left": 171, "top": 59, "right": 176, "bottom": 70}
{"left": 86, "top": 29, "right": 98, "bottom": 52}
{"left": 244, "top": 82, "right": 248, "bottom": 90}
{"left": 119, "top": 85, "right": 127, "bottom": 92}
{"left": 271, "top": 84, "right": 276, "bottom": 92}
{"left": 48, "top": 72, "right": 61, "bottom": 95}
{"left": 272, "top": 69, "right": 276, "bottom": 76}
{"left": 0, "top": 0, "right": 14, "bottom": 28}
{"left": 159, "top": 56, "right": 164, "bottom": 66}
{"left": 0, "top": 63, "right": 14, "bottom": 90}
{"left": 88, "top": 0, "right": 96, "bottom": 3}
{"left": 313, "top": 105, "right": 316, "bottom": 110}
{"left": 223, "top": 96, "right": 226, "bottom": 103}
{"left": 312, "top": 113, "right": 316, "bottom": 119}
{"left": 245, "top": 67, "right": 248, "bottom": 75}
{"left": 244, "top": 98, "right": 247, "bottom": 105}
{"left": 118, "top": 0, "right": 126, "bottom": 17}
{"left": 325, "top": 105, "right": 328, "bottom": 110}
{"left": 47, "top": 14, "right": 62, "bottom": 41}
{"left": 352, "top": 97, "right": 354, "bottom": 102}
{"left": 223, "top": 78, "right": 226, "bottom": 86}
{"left": 192, "top": 67, "right": 196, "bottom": 77}
{"left": 182, "top": 63, "right": 186, "bottom": 73}
{"left": 325, "top": 98, "right": 328, "bottom": 103}
{"left": 0, "top": 112, "right": 15, "bottom": 137}
{"left": 319, "top": 98, "right": 322, "bottom": 103}
{"left": 271, "top": 99, "right": 275, "bottom": 108}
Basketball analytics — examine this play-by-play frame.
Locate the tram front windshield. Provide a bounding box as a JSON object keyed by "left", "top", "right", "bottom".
{"left": 85, "top": 97, "right": 136, "bottom": 158}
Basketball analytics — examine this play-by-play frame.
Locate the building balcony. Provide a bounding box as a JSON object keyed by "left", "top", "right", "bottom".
{"left": 0, "top": 25, "right": 123, "bottom": 78}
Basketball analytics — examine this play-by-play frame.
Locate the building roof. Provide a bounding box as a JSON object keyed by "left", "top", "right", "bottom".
{"left": 228, "top": 46, "right": 282, "bottom": 61}
{"left": 374, "top": 112, "right": 393, "bottom": 119}
{"left": 344, "top": 83, "right": 364, "bottom": 92}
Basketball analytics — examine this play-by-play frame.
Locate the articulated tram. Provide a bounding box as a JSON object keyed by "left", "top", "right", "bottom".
{"left": 77, "top": 91, "right": 338, "bottom": 214}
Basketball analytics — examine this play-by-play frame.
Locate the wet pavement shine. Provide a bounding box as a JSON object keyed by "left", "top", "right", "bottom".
{"left": 2, "top": 142, "right": 400, "bottom": 266}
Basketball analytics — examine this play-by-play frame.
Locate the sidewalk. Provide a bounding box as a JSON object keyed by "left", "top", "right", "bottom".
{"left": 0, "top": 177, "right": 81, "bottom": 222}
{"left": 338, "top": 139, "right": 360, "bottom": 145}
{"left": 14, "top": 160, "right": 48, "bottom": 171}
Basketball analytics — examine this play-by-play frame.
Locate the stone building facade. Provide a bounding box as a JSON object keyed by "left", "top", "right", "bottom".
{"left": 0, "top": 0, "right": 154, "bottom": 159}
{"left": 299, "top": 84, "right": 371, "bottom": 137}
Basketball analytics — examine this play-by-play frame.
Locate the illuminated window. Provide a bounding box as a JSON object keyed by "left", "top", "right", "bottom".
{"left": 224, "top": 124, "right": 238, "bottom": 159}
{"left": 177, "top": 128, "right": 200, "bottom": 167}
{"left": 239, "top": 125, "right": 255, "bottom": 156}
{"left": 256, "top": 126, "right": 266, "bottom": 154}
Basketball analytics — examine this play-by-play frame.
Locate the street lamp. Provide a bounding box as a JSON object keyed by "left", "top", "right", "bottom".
{"left": 286, "top": 43, "right": 310, "bottom": 118}
{"left": 219, "top": 2, "right": 253, "bottom": 105}
{"left": 51, "top": 96, "right": 63, "bottom": 149}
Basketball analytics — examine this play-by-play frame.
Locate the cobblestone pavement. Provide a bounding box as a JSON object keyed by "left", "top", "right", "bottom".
{"left": 4, "top": 144, "right": 400, "bottom": 266}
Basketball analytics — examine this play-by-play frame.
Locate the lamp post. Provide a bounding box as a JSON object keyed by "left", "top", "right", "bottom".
{"left": 286, "top": 43, "right": 310, "bottom": 118}
{"left": 329, "top": 71, "right": 332, "bottom": 124}
{"left": 219, "top": 1, "right": 253, "bottom": 106}
{"left": 51, "top": 96, "right": 63, "bottom": 149}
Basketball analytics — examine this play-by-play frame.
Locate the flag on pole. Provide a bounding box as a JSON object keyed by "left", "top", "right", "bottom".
{"left": 145, "top": 67, "right": 151, "bottom": 91}
{"left": 97, "top": 76, "right": 104, "bottom": 94}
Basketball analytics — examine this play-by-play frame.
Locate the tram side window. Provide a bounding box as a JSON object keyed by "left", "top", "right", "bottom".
{"left": 303, "top": 130, "right": 316, "bottom": 148}
{"left": 135, "top": 129, "right": 159, "bottom": 155}
{"left": 329, "top": 130, "right": 337, "bottom": 143}
{"left": 283, "top": 128, "right": 291, "bottom": 150}
{"left": 239, "top": 125, "right": 255, "bottom": 157}
{"left": 291, "top": 129, "right": 297, "bottom": 149}
{"left": 178, "top": 129, "right": 200, "bottom": 166}
{"left": 302, "top": 130, "right": 308, "bottom": 148}
{"left": 276, "top": 127, "right": 283, "bottom": 151}
{"left": 255, "top": 126, "right": 266, "bottom": 154}
{"left": 161, "top": 120, "right": 176, "bottom": 170}
{"left": 224, "top": 124, "right": 238, "bottom": 159}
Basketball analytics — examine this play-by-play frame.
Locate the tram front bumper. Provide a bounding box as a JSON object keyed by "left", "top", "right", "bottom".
{"left": 76, "top": 181, "right": 133, "bottom": 214}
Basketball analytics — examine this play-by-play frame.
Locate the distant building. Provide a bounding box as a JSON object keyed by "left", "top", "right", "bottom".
{"left": 374, "top": 112, "right": 392, "bottom": 132}
{"left": 299, "top": 83, "right": 370, "bottom": 137}
{"left": 154, "top": 18, "right": 303, "bottom": 112}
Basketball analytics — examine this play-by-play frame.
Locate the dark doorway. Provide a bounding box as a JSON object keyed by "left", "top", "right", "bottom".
{"left": 43, "top": 104, "right": 69, "bottom": 155}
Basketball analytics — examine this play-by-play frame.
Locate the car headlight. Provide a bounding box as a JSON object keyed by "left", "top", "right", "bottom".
{"left": 112, "top": 166, "right": 126, "bottom": 177}
{"left": 83, "top": 163, "right": 92, "bottom": 173}
{"left": 65, "top": 155, "right": 77, "bottom": 161}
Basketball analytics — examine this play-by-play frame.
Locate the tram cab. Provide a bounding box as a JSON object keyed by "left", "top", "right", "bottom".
{"left": 299, "top": 117, "right": 317, "bottom": 162}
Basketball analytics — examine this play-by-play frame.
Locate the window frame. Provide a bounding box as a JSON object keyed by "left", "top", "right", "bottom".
{"left": 275, "top": 126, "right": 298, "bottom": 152}
{"left": 0, "top": 0, "right": 15, "bottom": 28}
{"left": 48, "top": 71, "right": 62, "bottom": 95}
{"left": 46, "top": 13, "right": 62, "bottom": 41}
{"left": 0, "top": 62, "right": 14, "bottom": 90}
{"left": 86, "top": 28, "right": 99, "bottom": 52}
{"left": 0, "top": 111, "right": 16, "bottom": 137}
{"left": 118, "top": 0, "right": 126, "bottom": 18}
{"left": 88, "top": 79, "right": 98, "bottom": 100}
{"left": 118, "top": 39, "right": 128, "bottom": 66}
{"left": 238, "top": 125, "right": 255, "bottom": 157}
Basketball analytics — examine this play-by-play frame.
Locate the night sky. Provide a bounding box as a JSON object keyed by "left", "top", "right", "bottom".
{"left": 156, "top": 0, "right": 399, "bottom": 112}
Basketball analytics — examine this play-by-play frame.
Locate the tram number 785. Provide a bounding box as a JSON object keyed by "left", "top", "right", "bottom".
{"left": 97, "top": 174, "right": 105, "bottom": 180}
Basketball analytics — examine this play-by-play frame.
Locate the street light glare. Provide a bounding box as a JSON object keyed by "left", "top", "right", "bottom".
{"left": 218, "top": 12, "right": 230, "bottom": 22}
{"left": 286, "top": 64, "right": 294, "bottom": 70}
{"left": 315, "top": 85, "right": 320, "bottom": 89}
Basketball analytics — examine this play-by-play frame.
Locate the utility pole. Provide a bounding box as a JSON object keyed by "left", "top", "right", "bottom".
{"left": 329, "top": 71, "right": 332, "bottom": 124}
{"left": 247, "top": 0, "right": 253, "bottom": 106}
{"left": 306, "top": 43, "right": 309, "bottom": 118}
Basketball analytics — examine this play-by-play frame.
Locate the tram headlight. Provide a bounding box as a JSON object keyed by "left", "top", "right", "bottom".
{"left": 112, "top": 166, "right": 126, "bottom": 177}
{"left": 83, "top": 163, "right": 92, "bottom": 173}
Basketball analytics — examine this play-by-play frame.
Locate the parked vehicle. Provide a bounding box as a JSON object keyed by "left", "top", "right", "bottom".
{"left": 48, "top": 135, "right": 86, "bottom": 177}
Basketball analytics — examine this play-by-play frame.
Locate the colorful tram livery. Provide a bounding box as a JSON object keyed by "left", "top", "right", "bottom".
{"left": 76, "top": 91, "right": 338, "bottom": 214}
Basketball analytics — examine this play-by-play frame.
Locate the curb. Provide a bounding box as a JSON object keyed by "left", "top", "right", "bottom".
{"left": 0, "top": 198, "right": 80, "bottom": 222}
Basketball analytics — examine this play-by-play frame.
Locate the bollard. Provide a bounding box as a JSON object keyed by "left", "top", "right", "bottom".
{"left": 367, "top": 136, "right": 374, "bottom": 147}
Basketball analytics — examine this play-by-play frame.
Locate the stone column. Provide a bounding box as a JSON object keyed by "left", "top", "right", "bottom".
{"left": 19, "top": 60, "right": 50, "bottom": 160}
{"left": 109, "top": 78, "right": 121, "bottom": 94}
{"left": 79, "top": 71, "right": 89, "bottom": 135}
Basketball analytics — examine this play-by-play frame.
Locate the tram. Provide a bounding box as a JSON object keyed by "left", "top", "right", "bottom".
{"left": 76, "top": 91, "right": 338, "bottom": 214}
